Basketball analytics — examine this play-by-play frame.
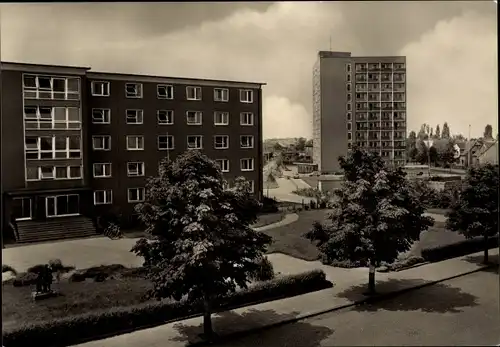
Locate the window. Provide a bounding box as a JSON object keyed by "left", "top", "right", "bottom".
{"left": 347, "top": 132, "right": 352, "bottom": 140}
{"left": 125, "top": 83, "right": 143, "bottom": 98}
{"left": 346, "top": 64, "right": 351, "bottom": 72}
{"left": 187, "top": 135, "right": 203, "bottom": 149}
{"left": 128, "top": 188, "right": 145, "bottom": 203}
{"left": 240, "top": 158, "right": 255, "bottom": 171}
{"left": 126, "top": 136, "right": 144, "bottom": 151}
{"left": 214, "top": 112, "right": 229, "bottom": 125}
{"left": 347, "top": 103, "right": 352, "bottom": 111}
{"left": 24, "top": 106, "right": 81, "bottom": 130}
{"left": 41, "top": 166, "right": 54, "bottom": 179}
{"left": 12, "top": 198, "right": 32, "bottom": 221}
{"left": 216, "top": 159, "right": 230, "bottom": 172}
{"left": 347, "top": 83, "right": 351, "bottom": 92}
{"left": 347, "top": 93, "right": 352, "bottom": 102}
{"left": 93, "top": 163, "right": 112, "bottom": 178}
{"left": 25, "top": 136, "right": 81, "bottom": 160}
{"left": 91, "top": 81, "right": 110, "bottom": 96}
{"left": 94, "top": 190, "right": 113, "bottom": 205}
{"left": 158, "top": 135, "right": 174, "bottom": 150}
{"left": 186, "top": 86, "right": 202, "bottom": 100}
{"left": 92, "top": 109, "right": 111, "bottom": 124}
{"left": 347, "top": 123, "right": 352, "bottom": 131}
{"left": 157, "top": 110, "right": 174, "bottom": 125}
{"left": 46, "top": 194, "right": 79, "bottom": 217}
{"left": 240, "top": 135, "right": 254, "bottom": 148}
{"left": 157, "top": 84, "right": 173, "bottom": 99}
{"left": 240, "top": 112, "right": 254, "bottom": 126}
{"left": 214, "top": 88, "right": 229, "bottom": 102}
{"left": 55, "top": 166, "right": 68, "bottom": 179}
{"left": 23, "top": 74, "right": 80, "bottom": 100}
{"left": 26, "top": 167, "right": 39, "bottom": 181}
{"left": 92, "top": 136, "right": 111, "bottom": 151}
{"left": 69, "top": 166, "right": 82, "bottom": 178}
{"left": 127, "top": 162, "right": 145, "bottom": 177}
{"left": 186, "top": 111, "right": 203, "bottom": 125}
{"left": 347, "top": 112, "right": 352, "bottom": 121}
{"left": 347, "top": 74, "right": 351, "bottom": 82}
{"left": 214, "top": 135, "right": 229, "bottom": 149}
{"left": 239, "top": 89, "right": 253, "bottom": 103}
{"left": 249, "top": 180, "right": 255, "bottom": 193}
{"left": 126, "top": 109, "right": 143, "bottom": 124}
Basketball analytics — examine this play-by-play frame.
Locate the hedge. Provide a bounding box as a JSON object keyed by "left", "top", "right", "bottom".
{"left": 421, "top": 235, "right": 499, "bottom": 262}
{"left": 3, "top": 269, "right": 332, "bottom": 347}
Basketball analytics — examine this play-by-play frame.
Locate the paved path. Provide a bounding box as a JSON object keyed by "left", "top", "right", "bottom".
{"left": 267, "top": 177, "right": 314, "bottom": 204}
{"left": 2, "top": 213, "right": 301, "bottom": 273}
{"left": 73, "top": 248, "right": 498, "bottom": 347}
{"left": 213, "top": 270, "right": 500, "bottom": 346}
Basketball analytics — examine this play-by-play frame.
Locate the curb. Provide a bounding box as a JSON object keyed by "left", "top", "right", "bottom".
{"left": 187, "top": 263, "right": 495, "bottom": 347}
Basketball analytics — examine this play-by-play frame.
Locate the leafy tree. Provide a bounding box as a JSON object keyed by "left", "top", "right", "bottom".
{"left": 418, "top": 124, "right": 429, "bottom": 140}
{"left": 446, "top": 164, "right": 499, "bottom": 263}
{"left": 441, "top": 122, "right": 451, "bottom": 139}
{"left": 305, "top": 139, "right": 313, "bottom": 147}
{"left": 429, "top": 146, "right": 438, "bottom": 165}
{"left": 435, "top": 124, "right": 441, "bottom": 139}
{"left": 273, "top": 142, "right": 283, "bottom": 152}
{"left": 304, "top": 148, "right": 434, "bottom": 294}
{"left": 295, "top": 137, "right": 307, "bottom": 152}
{"left": 406, "top": 131, "right": 418, "bottom": 162}
{"left": 415, "top": 139, "right": 429, "bottom": 165}
{"left": 483, "top": 124, "right": 493, "bottom": 139}
{"left": 438, "top": 140, "right": 458, "bottom": 167}
{"left": 453, "top": 134, "right": 465, "bottom": 141}
{"left": 131, "top": 151, "right": 273, "bottom": 339}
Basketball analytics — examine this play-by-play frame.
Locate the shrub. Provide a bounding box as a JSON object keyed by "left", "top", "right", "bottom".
{"left": 249, "top": 256, "right": 275, "bottom": 282}
{"left": 48, "top": 259, "right": 63, "bottom": 272}
{"left": 2, "top": 264, "right": 17, "bottom": 275}
{"left": 27, "top": 264, "right": 47, "bottom": 274}
{"left": 292, "top": 188, "right": 319, "bottom": 198}
{"left": 11, "top": 272, "right": 38, "bottom": 287}
{"left": 309, "top": 200, "right": 317, "bottom": 209}
{"left": 261, "top": 196, "right": 279, "bottom": 213}
{"left": 421, "top": 235, "right": 499, "bottom": 262}
{"left": 327, "top": 259, "right": 365, "bottom": 268}
{"left": 388, "top": 256, "right": 426, "bottom": 271}
{"left": 69, "top": 264, "right": 126, "bottom": 282}
{"left": 2, "top": 270, "right": 332, "bottom": 347}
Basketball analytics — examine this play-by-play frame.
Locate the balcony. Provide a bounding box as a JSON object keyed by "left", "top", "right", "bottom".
{"left": 368, "top": 63, "right": 380, "bottom": 71}
{"left": 394, "top": 63, "right": 406, "bottom": 71}
{"left": 393, "top": 73, "right": 406, "bottom": 82}
{"left": 368, "top": 84, "right": 380, "bottom": 92}
{"left": 355, "top": 64, "right": 367, "bottom": 72}
{"left": 381, "top": 74, "right": 392, "bottom": 82}
{"left": 356, "top": 84, "right": 368, "bottom": 92}
{"left": 355, "top": 74, "right": 367, "bottom": 82}
{"left": 368, "top": 74, "right": 380, "bottom": 83}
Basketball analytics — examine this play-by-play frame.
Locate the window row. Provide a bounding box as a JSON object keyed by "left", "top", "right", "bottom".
{"left": 26, "top": 165, "right": 82, "bottom": 181}
{"left": 23, "top": 75, "right": 80, "bottom": 100}
{"left": 355, "top": 63, "right": 406, "bottom": 72}
{"left": 354, "top": 73, "right": 406, "bottom": 83}
{"left": 12, "top": 195, "right": 80, "bottom": 220}
{"left": 92, "top": 109, "right": 255, "bottom": 126}
{"left": 24, "top": 106, "right": 81, "bottom": 130}
{"left": 91, "top": 81, "right": 255, "bottom": 103}
{"left": 92, "top": 135, "right": 255, "bottom": 151}
{"left": 354, "top": 93, "right": 406, "bottom": 102}
{"left": 25, "top": 136, "right": 81, "bottom": 160}
{"left": 346, "top": 102, "right": 406, "bottom": 111}
{"left": 92, "top": 158, "right": 255, "bottom": 179}
{"left": 350, "top": 83, "right": 405, "bottom": 92}
{"left": 353, "top": 111, "right": 406, "bottom": 121}
{"left": 93, "top": 179, "right": 256, "bottom": 205}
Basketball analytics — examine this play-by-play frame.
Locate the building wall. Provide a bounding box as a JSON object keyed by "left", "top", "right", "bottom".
{"left": 87, "top": 76, "right": 262, "bottom": 215}
{"left": 318, "top": 51, "right": 352, "bottom": 173}
{"left": 312, "top": 59, "right": 322, "bottom": 170}
{"left": 478, "top": 142, "right": 498, "bottom": 165}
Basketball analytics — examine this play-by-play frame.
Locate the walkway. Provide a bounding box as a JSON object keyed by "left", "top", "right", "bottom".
{"left": 2, "top": 213, "right": 301, "bottom": 273}
{"left": 74, "top": 248, "right": 498, "bottom": 347}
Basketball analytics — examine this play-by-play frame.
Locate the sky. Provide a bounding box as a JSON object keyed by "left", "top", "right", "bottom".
{"left": 1, "top": 2, "right": 497, "bottom": 139}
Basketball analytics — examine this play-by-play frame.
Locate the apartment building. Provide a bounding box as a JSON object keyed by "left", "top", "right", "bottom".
{"left": 0, "top": 62, "right": 264, "bottom": 243}
{"left": 313, "top": 51, "right": 407, "bottom": 173}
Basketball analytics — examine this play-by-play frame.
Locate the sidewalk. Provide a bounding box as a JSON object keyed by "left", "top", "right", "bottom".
{"left": 74, "top": 248, "right": 498, "bottom": 347}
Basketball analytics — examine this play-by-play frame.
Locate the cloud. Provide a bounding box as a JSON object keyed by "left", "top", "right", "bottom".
{"left": 400, "top": 11, "right": 498, "bottom": 138}
{"left": 1, "top": 2, "right": 497, "bottom": 139}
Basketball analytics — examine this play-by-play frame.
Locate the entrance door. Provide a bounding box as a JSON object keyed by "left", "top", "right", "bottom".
{"left": 45, "top": 194, "right": 80, "bottom": 217}
{"left": 12, "top": 197, "right": 32, "bottom": 221}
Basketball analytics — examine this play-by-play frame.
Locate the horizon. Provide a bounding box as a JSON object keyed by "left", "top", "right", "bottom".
{"left": 1, "top": 2, "right": 496, "bottom": 139}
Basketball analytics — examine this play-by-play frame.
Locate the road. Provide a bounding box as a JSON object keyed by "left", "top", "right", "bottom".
{"left": 213, "top": 269, "right": 500, "bottom": 346}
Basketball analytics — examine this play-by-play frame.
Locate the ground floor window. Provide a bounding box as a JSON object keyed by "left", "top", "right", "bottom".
{"left": 46, "top": 194, "right": 79, "bottom": 217}
{"left": 12, "top": 197, "right": 32, "bottom": 221}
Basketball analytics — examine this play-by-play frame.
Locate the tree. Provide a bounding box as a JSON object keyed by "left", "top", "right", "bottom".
{"left": 441, "top": 122, "right": 451, "bottom": 139}
{"left": 438, "top": 140, "right": 457, "bottom": 167}
{"left": 483, "top": 124, "right": 493, "bottom": 140}
{"left": 295, "top": 137, "right": 307, "bottom": 152}
{"left": 131, "top": 151, "right": 273, "bottom": 340}
{"left": 406, "top": 131, "right": 418, "bottom": 162}
{"left": 435, "top": 124, "right": 441, "bottom": 139}
{"left": 429, "top": 146, "right": 438, "bottom": 165}
{"left": 446, "top": 164, "right": 499, "bottom": 264}
{"left": 415, "top": 139, "right": 429, "bottom": 165}
{"left": 305, "top": 139, "right": 313, "bottom": 147}
{"left": 304, "top": 148, "right": 434, "bottom": 294}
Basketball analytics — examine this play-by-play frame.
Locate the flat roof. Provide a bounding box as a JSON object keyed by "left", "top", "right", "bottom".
{"left": 1, "top": 61, "right": 266, "bottom": 88}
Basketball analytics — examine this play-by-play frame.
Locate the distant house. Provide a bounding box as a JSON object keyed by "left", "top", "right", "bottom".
{"left": 457, "top": 139, "right": 493, "bottom": 167}
{"left": 477, "top": 140, "right": 498, "bottom": 165}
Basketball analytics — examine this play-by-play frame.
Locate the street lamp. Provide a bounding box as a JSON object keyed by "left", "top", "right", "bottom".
{"left": 423, "top": 139, "right": 434, "bottom": 177}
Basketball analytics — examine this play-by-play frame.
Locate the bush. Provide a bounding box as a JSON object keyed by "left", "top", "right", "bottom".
{"left": 292, "top": 188, "right": 319, "bottom": 198}
{"left": 27, "top": 264, "right": 47, "bottom": 274}
{"left": 68, "top": 264, "right": 127, "bottom": 282}
{"left": 249, "top": 256, "right": 275, "bottom": 282}
{"left": 387, "top": 256, "right": 426, "bottom": 271}
{"left": 2, "top": 264, "right": 17, "bottom": 274}
{"left": 11, "top": 272, "right": 38, "bottom": 287}
{"left": 3, "top": 270, "right": 332, "bottom": 347}
{"left": 261, "top": 196, "right": 279, "bottom": 213}
{"left": 48, "top": 259, "right": 63, "bottom": 272}
{"left": 309, "top": 200, "right": 317, "bottom": 209}
{"left": 421, "top": 235, "right": 499, "bottom": 262}
{"left": 328, "top": 259, "right": 365, "bottom": 268}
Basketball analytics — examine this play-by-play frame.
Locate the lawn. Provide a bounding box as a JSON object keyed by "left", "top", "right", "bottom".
{"left": 2, "top": 272, "right": 154, "bottom": 331}
{"left": 264, "top": 209, "right": 331, "bottom": 261}
{"left": 300, "top": 176, "right": 320, "bottom": 189}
